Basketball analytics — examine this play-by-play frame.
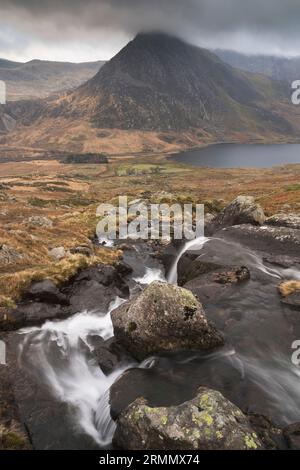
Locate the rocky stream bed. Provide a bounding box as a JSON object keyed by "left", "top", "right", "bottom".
{"left": 1, "top": 196, "right": 300, "bottom": 450}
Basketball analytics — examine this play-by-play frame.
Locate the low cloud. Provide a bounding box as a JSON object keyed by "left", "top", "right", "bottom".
{"left": 1, "top": 1, "right": 300, "bottom": 61}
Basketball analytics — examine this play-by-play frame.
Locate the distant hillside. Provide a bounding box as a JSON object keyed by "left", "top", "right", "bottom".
{"left": 214, "top": 50, "right": 300, "bottom": 83}
{"left": 2, "top": 33, "right": 300, "bottom": 154}
{"left": 0, "top": 59, "right": 105, "bottom": 100}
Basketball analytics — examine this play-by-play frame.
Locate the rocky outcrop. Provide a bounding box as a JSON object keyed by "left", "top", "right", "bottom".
{"left": 111, "top": 281, "right": 224, "bottom": 360}
{"left": 0, "top": 264, "right": 130, "bottom": 331}
{"left": 184, "top": 265, "right": 250, "bottom": 305}
{"left": 266, "top": 214, "right": 300, "bottom": 230}
{"left": 0, "top": 244, "right": 23, "bottom": 266}
{"left": 217, "top": 224, "right": 300, "bottom": 257}
{"left": 23, "top": 280, "right": 69, "bottom": 305}
{"left": 26, "top": 216, "right": 53, "bottom": 228}
{"left": 207, "top": 196, "right": 266, "bottom": 235}
{"left": 113, "top": 387, "right": 263, "bottom": 450}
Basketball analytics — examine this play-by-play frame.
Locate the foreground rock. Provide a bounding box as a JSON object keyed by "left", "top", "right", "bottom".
{"left": 111, "top": 282, "right": 224, "bottom": 360}
{"left": 113, "top": 387, "right": 263, "bottom": 450}
{"left": 207, "top": 196, "right": 266, "bottom": 235}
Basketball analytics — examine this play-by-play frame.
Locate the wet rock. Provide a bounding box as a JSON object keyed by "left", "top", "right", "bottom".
{"left": 266, "top": 214, "right": 300, "bottom": 230}
{"left": 3, "top": 303, "right": 69, "bottom": 330}
{"left": 23, "top": 280, "right": 69, "bottom": 305}
{"left": 283, "top": 423, "right": 300, "bottom": 449}
{"left": 207, "top": 196, "right": 266, "bottom": 235}
{"left": 218, "top": 224, "right": 300, "bottom": 257}
{"left": 27, "top": 216, "right": 53, "bottom": 228}
{"left": 113, "top": 387, "right": 263, "bottom": 450}
{"left": 178, "top": 255, "right": 224, "bottom": 287}
{"left": 183, "top": 265, "right": 250, "bottom": 306}
{"left": 263, "top": 254, "right": 300, "bottom": 269}
{"left": 49, "top": 246, "right": 66, "bottom": 260}
{"left": 89, "top": 336, "right": 130, "bottom": 375}
{"left": 114, "top": 261, "right": 133, "bottom": 277}
{"left": 248, "top": 414, "right": 285, "bottom": 450}
{"left": 0, "top": 346, "right": 31, "bottom": 450}
{"left": 0, "top": 244, "right": 23, "bottom": 266}
{"left": 111, "top": 281, "right": 224, "bottom": 360}
{"left": 64, "top": 265, "right": 129, "bottom": 313}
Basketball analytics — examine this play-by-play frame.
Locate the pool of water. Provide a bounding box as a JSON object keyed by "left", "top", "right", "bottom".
{"left": 172, "top": 143, "right": 300, "bottom": 168}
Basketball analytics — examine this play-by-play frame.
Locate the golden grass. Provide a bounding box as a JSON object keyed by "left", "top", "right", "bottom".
{"left": 278, "top": 280, "right": 300, "bottom": 297}
{"left": 0, "top": 156, "right": 299, "bottom": 310}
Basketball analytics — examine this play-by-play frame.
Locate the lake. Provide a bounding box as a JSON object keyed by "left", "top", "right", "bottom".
{"left": 172, "top": 143, "right": 300, "bottom": 168}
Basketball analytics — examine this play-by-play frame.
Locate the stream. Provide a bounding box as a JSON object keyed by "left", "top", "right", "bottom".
{"left": 15, "top": 235, "right": 300, "bottom": 449}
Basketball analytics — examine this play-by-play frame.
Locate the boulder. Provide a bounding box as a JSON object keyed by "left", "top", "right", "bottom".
{"left": 111, "top": 281, "right": 224, "bottom": 360}
{"left": 49, "top": 247, "right": 66, "bottom": 260}
{"left": 113, "top": 387, "right": 263, "bottom": 450}
{"left": 27, "top": 216, "right": 53, "bottom": 228}
{"left": 23, "top": 280, "right": 69, "bottom": 305}
{"left": 207, "top": 196, "right": 266, "bottom": 235}
{"left": 0, "top": 244, "right": 23, "bottom": 266}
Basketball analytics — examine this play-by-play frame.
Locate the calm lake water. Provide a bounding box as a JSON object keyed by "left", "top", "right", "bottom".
{"left": 173, "top": 143, "right": 300, "bottom": 168}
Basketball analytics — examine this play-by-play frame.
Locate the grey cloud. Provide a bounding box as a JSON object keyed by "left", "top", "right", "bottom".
{"left": 1, "top": 0, "right": 300, "bottom": 60}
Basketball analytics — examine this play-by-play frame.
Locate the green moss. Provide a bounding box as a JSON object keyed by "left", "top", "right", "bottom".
{"left": 2, "top": 432, "right": 28, "bottom": 450}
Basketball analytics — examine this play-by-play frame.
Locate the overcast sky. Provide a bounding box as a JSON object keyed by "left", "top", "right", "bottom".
{"left": 1, "top": 0, "right": 300, "bottom": 63}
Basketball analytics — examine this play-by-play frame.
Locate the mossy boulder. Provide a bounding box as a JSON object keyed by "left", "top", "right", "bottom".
{"left": 113, "top": 387, "right": 263, "bottom": 450}
{"left": 111, "top": 281, "right": 224, "bottom": 360}
{"left": 208, "top": 196, "right": 266, "bottom": 235}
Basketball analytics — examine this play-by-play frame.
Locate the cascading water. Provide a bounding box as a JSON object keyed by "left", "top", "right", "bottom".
{"left": 18, "top": 297, "right": 134, "bottom": 446}
{"left": 167, "top": 236, "right": 209, "bottom": 284}
{"left": 16, "top": 235, "right": 300, "bottom": 447}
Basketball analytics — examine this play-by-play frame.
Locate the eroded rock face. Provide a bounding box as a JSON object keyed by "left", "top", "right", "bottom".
{"left": 113, "top": 387, "right": 263, "bottom": 450}
{"left": 207, "top": 196, "right": 266, "bottom": 235}
{"left": 111, "top": 281, "right": 224, "bottom": 360}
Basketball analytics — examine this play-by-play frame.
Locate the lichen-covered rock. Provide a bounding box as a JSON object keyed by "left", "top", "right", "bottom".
{"left": 113, "top": 387, "right": 263, "bottom": 450}
{"left": 111, "top": 281, "right": 224, "bottom": 360}
{"left": 0, "top": 244, "right": 23, "bottom": 266}
{"left": 27, "top": 215, "right": 53, "bottom": 228}
{"left": 208, "top": 196, "right": 266, "bottom": 234}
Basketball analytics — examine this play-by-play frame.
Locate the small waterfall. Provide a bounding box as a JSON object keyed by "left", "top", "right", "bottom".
{"left": 167, "top": 236, "right": 209, "bottom": 284}
{"left": 134, "top": 267, "right": 166, "bottom": 285}
{"left": 18, "top": 297, "right": 134, "bottom": 446}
